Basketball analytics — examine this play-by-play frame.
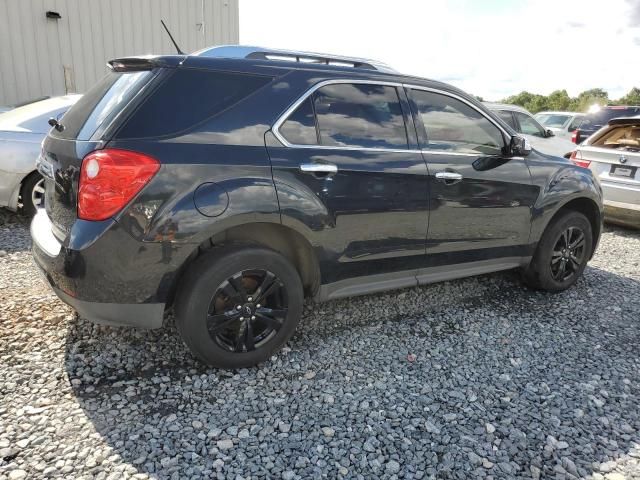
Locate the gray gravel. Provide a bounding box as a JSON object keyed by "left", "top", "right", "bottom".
{"left": 1, "top": 207, "right": 639, "bottom": 479}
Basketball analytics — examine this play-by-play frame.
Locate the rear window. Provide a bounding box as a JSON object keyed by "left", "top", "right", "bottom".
{"left": 52, "top": 71, "right": 153, "bottom": 140}
{"left": 116, "top": 69, "right": 273, "bottom": 139}
{"left": 591, "top": 124, "right": 640, "bottom": 150}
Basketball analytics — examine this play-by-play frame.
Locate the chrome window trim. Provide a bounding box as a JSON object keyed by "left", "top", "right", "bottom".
{"left": 272, "top": 79, "right": 514, "bottom": 156}
{"left": 404, "top": 83, "right": 512, "bottom": 142}
{"left": 272, "top": 79, "right": 415, "bottom": 153}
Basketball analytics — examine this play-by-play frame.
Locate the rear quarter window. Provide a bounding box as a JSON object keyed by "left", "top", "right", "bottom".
{"left": 116, "top": 69, "right": 273, "bottom": 139}
{"left": 52, "top": 71, "right": 153, "bottom": 140}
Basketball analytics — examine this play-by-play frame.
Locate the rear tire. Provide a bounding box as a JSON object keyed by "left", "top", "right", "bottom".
{"left": 175, "top": 245, "right": 303, "bottom": 368}
{"left": 19, "top": 173, "right": 45, "bottom": 216}
{"left": 522, "top": 211, "right": 592, "bottom": 291}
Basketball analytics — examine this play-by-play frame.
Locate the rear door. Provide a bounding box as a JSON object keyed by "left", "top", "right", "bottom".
{"left": 267, "top": 80, "right": 430, "bottom": 288}
{"left": 407, "top": 87, "right": 538, "bottom": 271}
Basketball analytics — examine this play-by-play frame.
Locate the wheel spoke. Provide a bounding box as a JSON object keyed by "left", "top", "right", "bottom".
{"left": 569, "top": 254, "right": 581, "bottom": 271}
{"left": 33, "top": 185, "right": 45, "bottom": 194}
{"left": 562, "top": 228, "right": 571, "bottom": 248}
{"left": 253, "top": 273, "right": 279, "bottom": 303}
{"left": 207, "top": 312, "right": 239, "bottom": 333}
{"left": 570, "top": 234, "right": 585, "bottom": 250}
{"left": 255, "top": 312, "right": 284, "bottom": 331}
{"left": 234, "top": 323, "right": 247, "bottom": 351}
{"left": 228, "top": 274, "right": 248, "bottom": 302}
{"left": 557, "top": 260, "right": 566, "bottom": 279}
{"left": 244, "top": 321, "right": 255, "bottom": 351}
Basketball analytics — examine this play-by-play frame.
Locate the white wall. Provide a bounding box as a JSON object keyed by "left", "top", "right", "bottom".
{"left": 0, "top": 0, "right": 239, "bottom": 106}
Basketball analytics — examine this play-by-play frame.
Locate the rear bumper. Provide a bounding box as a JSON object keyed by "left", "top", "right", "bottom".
{"left": 31, "top": 209, "right": 168, "bottom": 329}
{"left": 604, "top": 200, "right": 640, "bottom": 229}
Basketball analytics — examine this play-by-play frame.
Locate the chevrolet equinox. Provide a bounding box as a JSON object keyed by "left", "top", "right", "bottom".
{"left": 31, "top": 47, "right": 603, "bottom": 368}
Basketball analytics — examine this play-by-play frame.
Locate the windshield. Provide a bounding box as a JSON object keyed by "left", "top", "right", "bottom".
{"left": 52, "top": 70, "right": 154, "bottom": 140}
{"left": 535, "top": 114, "right": 570, "bottom": 128}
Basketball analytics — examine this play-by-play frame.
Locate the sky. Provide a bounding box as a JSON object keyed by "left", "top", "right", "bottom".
{"left": 240, "top": 0, "right": 640, "bottom": 101}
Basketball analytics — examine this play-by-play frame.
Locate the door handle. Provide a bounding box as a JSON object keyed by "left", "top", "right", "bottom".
{"left": 435, "top": 171, "right": 463, "bottom": 184}
{"left": 299, "top": 163, "right": 338, "bottom": 176}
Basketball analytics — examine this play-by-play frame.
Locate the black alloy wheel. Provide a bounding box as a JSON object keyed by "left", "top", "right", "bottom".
{"left": 549, "top": 226, "right": 586, "bottom": 282}
{"left": 207, "top": 269, "right": 288, "bottom": 353}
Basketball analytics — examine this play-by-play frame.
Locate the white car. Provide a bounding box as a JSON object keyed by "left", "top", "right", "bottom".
{"left": 534, "top": 111, "right": 585, "bottom": 141}
{"left": 570, "top": 116, "right": 640, "bottom": 228}
{"left": 485, "top": 103, "right": 576, "bottom": 158}
{"left": 0, "top": 95, "right": 81, "bottom": 215}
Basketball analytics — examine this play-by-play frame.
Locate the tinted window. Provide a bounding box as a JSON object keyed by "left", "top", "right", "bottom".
{"left": 118, "top": 69, "right": 272, "bottom": 139}
{"left": 312, "top": 83, "right": 408, "bottom": 149}
{"left": 279, "top": 97, "right": 318, "bottom": 145}
{"left": 52, "top": 71, "right": 153, "bottom": 140}
{"left": 412, "top": 90, "right": 504, "bottom": 155}
{"left": 496, "top": 110, "right": 516, "bottom": 129}
{"left": 581, "top": 108, "right": 640, "bottom": 129}
{"left": 514, "top": 112, "right": 545, "bottom": 137}
{"left": 568, "top": 116, "right": 583, "bottom": 131}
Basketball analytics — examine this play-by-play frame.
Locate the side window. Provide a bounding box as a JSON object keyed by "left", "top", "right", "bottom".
{"left": 514, "top": 112, "right": 546, "bottom": 137}
{"left": 279, "top": 97, "right": 318, "bottom": 145}
{"left": 496, "top": 110, "right": 516, "bottom": 129}
{"left": 312, "top": 83, "right": 408, "bottom": 149}
{"left": 568, "top": 116, "right": 583, "bottom": 132}
{"left": 411, "top": 90, "right": 504, "bottom": 155}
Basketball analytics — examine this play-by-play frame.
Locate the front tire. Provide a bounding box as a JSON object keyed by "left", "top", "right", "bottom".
{"left": 522, "top": 211, "right": 593, "bottom": 291}
{"left": 175, "top": 245, "right": 304, "bottom": 368}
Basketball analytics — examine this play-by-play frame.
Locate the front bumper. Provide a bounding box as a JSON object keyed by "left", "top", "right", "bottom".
{"left": 31, "top": 209, "right": 166, "bottom": 328}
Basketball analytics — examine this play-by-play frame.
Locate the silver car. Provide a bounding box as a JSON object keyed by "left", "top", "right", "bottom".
{"left": 534, "top": 111, "right": 585, "bottom": 141}
{"left": 570, "top": 116, "right": 640, "bottom": 228}
{"left": 0, "top": 95, "right": 81, "bottom": 215}
{"left": 485, "top": 103, "right": 576, "bottom": 158}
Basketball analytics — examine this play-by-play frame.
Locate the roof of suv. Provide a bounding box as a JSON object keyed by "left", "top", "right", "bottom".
{"left": 535, "top": 111, "right": 584, "bottom": 116}
{"left": 108, "top": 46, "right": 475, "bottom": 102}
{"left": 192, "top": 45, "right": 398, "bottom": 73}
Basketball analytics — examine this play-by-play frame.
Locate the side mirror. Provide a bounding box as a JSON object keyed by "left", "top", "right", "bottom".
{"left": 546, "top": 129, "right": 555, "bottom": 137}
{"left": 509, "top": 135, "right": 532, "bottom": 157}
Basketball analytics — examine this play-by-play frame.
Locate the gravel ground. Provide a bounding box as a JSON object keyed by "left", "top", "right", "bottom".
{"left": 1, "top": 208, "right": 639, "bottom": 480}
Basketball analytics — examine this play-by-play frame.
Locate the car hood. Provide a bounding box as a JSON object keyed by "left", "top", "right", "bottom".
{"left": 522, "top": 133, "right": 575, "bottom": 158}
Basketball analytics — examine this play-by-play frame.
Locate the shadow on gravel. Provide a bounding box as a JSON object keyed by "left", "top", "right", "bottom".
{"left": 63, "top": 265, "right": 640, "bottom": 479}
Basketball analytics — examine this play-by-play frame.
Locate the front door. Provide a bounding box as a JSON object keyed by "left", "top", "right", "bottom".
{"left": 407, "top": 88, "right": 539, "bottom": 271}
{"left": 267, "top": 81, "right": 430, "bottom": 292}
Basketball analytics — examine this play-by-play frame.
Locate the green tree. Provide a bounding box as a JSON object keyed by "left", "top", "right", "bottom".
{"left": 546, "top": 89, "right": 572, "bottom": 111}
{"left": 616, "top": 87, "right": 640, "bottom": 105}
{"left": 576, "top": 88, "right": 609, "bottom": 112}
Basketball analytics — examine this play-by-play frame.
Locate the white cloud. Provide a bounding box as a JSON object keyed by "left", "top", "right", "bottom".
{"left": 240, "top": 0, "right": 640, "bottom": 101}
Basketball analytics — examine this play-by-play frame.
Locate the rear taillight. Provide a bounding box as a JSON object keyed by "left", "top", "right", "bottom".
{"left": 78, "top": 149, "right": 160, "bottom": 221}
{"left": 571, "top": 129, "right": 581, "bottom": 144}
{"left": 569, "top": 150, "right": 591, "bottom": 169}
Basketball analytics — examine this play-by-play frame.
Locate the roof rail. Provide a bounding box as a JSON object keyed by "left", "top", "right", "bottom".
{"left": 192, "top": 45, "right": 397, "bottom": 73}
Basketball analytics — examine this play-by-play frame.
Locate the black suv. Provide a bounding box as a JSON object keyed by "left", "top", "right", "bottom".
{"left": 32, "top": 47, "right": 603, "bottom": 368}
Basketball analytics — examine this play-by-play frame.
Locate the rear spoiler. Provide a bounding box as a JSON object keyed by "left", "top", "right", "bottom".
{"left": 107, "top": 55, "right": 186, "bottom": 72}
{"left": 608, "top": 116, "right": 640, "bottom": 126}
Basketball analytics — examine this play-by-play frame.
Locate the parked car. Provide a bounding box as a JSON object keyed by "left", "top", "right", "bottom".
{"left": 572, "top": 106, "right": 640, "bottom": 144}
{"left": 534, "top": 111, "right": 585, "bottom": 140}
{"left": 570, "top": 116, "right": 640, "bottom": 228}
{"left": 485, "top": 103, "right": 576, "bottom": 158}
{"left": 31, "top": 47, "right": 603, "bottom": 368}
{"left": 0, "top": 95, "right": 81, "bottom": 215}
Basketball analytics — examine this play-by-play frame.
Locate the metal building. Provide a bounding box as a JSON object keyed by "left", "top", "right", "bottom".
{"left": 0, "top": 0, "right": 239, "bottom": 106}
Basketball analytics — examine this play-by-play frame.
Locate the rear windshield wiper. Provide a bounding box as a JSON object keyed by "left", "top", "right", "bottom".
{"left": 48, "top": 117, "right": 64, "bottom": 132}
